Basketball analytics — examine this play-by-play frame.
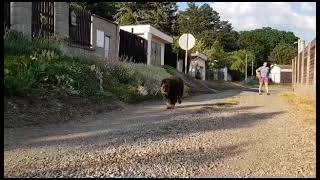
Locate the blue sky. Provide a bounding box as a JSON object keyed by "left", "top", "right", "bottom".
{"left": 177, "top": 2, "right": 316, "bottom": 43}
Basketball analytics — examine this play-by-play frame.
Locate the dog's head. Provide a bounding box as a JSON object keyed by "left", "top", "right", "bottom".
{"left": 160, "top": 79, "right": 170, "bottom": 95}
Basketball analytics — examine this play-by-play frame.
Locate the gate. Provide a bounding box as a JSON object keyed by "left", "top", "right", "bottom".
{"left": 119, "top": 30, "right": 147, "bottom": 64}
{"left": 32, "top": 2, "right": 54, "bottom": 38}
{"left": 69, "top": 6, "right": 92, "bottom": 47}
{"left": 4, "top": 2, "right": 10, "bottom": 30}
{"left": 164, "top": 44, "right": 177, "bottom": 68}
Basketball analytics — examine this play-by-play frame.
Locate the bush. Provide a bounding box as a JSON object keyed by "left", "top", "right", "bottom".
{"left": 4, "top": 53, "right": 102, "bottom": 97}
{"left": 104, "top": 61, "right": 171, "bottom": 97}
{"left": 4, "top": 31, "right": 62, "bottom": 56}
{"left": 4, "top": 31, "right": 174, "bottom": 103}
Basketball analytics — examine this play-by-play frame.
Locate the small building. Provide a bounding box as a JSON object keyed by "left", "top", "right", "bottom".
{"left": 119, "top": 25, "right": 173, "bottom": 66}
{"left": 269, "top": 64, "right": 292, "bottom": 84}
{"left": 189, "top": 51, "right": 207, "bottom": 80}
{"left": 5, "top": 2, "right": 120, "bottom": 61}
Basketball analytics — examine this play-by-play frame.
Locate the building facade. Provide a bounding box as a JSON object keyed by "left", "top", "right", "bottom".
{"left": 6, "top": 2, "right": 119, "bottom": 61}
{"left": 120, "top": 25, "right": 173, "bottom": 66}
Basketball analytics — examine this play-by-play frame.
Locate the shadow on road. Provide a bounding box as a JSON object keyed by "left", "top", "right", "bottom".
{"left": 4, "top": 103, "right": 285, "bottom": 151}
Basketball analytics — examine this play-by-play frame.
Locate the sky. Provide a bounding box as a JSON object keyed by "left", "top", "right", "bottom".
{"left": 177, "top": 2, "right": 316, "bottom": 43}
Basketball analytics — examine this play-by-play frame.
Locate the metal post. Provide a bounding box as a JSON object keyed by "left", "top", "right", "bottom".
{"left": 245, "top": 53, "right": 248, "bottom": 82}
{"left": 185, "top": 34, "right": 189, "bottom": 74}
{"left": 251, "top": 58, "right": 253, "bottom": 76}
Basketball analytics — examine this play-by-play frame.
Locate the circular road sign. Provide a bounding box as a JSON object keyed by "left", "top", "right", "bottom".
{"left": 178, "top": 33, "right": 195, "bottom": 50}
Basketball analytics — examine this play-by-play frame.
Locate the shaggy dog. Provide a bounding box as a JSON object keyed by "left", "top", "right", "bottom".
{"left": 160, "top": 76, "right": 184, "bottom": 109}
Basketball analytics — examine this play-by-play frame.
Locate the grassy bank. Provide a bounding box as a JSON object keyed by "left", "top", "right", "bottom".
{"left": 4, "top": 31, "right": 172, "bottom": 103}
{"left": 4, "top": 31, "right": 173, "bottom": 127}
{"left": 280, "top": 92, "right": 316, "bottom": 126}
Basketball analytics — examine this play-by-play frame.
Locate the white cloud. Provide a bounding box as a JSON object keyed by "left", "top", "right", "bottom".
{"left": 208, "top": 2, "right": 316, "bottom": 42}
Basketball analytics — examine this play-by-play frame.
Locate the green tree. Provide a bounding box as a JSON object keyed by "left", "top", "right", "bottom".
{"left": 114, "top": 2, "right": 178, "bottom": 36}
{"left": 228, "top": 50, "right": 255, "bottom": 75}
{"left": 239, "top": 27, "right": 298, "bottom": 66}
{"left": 71, "top": 2, "right": 120, "bottom": 21}
{"left": 268, "top": 42, "right": 296, "bottom": 64}
{"left": 177, "top": 3, "right": 239, "bottom": 52}
{"left": 203, "top": 42, "right": 229, "bottom": 70}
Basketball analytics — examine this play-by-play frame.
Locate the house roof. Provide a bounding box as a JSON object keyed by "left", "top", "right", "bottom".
{"left": 272, "top": 64, "right": 292, "bottom": 69}
{"left": 191, "top": 51, "right": 208, "bottom": 61}
{"left": 119, "top": 25, "right": 173, "bottom": 43}
{"left": 278, "top": 65, "right": 292, "bottom": 69}
{"left": 91, "top": 14, "right": 118, "bottom": 26}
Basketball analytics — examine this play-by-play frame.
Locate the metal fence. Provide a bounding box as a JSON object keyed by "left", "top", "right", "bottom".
{"left": 69, "top": 7, "right": 92, "bottom": 47}
{"left": 119, "top": 29, "right": 148, "bottom": 64}
{"left": 292, "top": 38, "right": 316, "bottom": 97}
{"left": 32, "top": 2, "right": 55, "bottom": 38}
{"left": 4, "top": 2, "right": 10, "bottom": 30}
{"left": 164, "top": 44, "right": 178, "bottom": 68}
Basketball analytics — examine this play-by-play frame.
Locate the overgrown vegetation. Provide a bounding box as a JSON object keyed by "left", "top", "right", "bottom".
{"left": 4, "top": 31, "right": 174, "bottom": 104}
{"left": 280, "top": 92, "right": 316, "bottom": 126}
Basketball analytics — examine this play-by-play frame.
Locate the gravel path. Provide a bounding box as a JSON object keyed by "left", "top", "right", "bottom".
{"left": 4, "top": 87, "right": 316, "bottom": 178}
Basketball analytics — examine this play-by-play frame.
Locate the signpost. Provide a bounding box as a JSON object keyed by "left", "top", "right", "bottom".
{"left": 178, "top": 33, "right": 195, "bottom": 74}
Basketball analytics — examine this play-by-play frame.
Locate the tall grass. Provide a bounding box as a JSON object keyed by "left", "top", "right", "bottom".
{"left": 280, "top": 92, "right": 316, "bottom": 126}
{"left": 4, "top": 31, "right": 181, "bottom": 103}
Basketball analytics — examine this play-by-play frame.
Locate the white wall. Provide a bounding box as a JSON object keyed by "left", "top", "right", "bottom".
{"left": 189, "top": 58, "right": 206, "bottom": 80}
{"left": 270, "top": 66, "right": 281, "bottom": 83}
{"left": 120, "top": 25, "right": 173, "bottom": 66}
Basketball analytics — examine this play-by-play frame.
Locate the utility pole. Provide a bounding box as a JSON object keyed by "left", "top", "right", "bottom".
{"left": 245, "top": 53, "right": 248, "bottom": 82}
{"left": 252, "top": 58, "right": 253, "bottom": 76}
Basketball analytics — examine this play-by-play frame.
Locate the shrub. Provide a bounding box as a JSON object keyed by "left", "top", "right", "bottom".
{"left": 4, "top": 30, "right": 62, "bottom": 56}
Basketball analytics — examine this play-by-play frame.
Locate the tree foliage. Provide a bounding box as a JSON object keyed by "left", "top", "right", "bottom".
{"left": 268, "top": 42, "right": 296, "bottom": 64}
{"left": 239, "top": 27, "right": 298, "bottom": 66}
{"left": 229, "top": 50, "right": 255, "bottom": 74}
{"left": 177, "top": 3, "right": 239, "bottom": 52}
{"left": 114, "top": 2, "right": 178, "bottom": 36}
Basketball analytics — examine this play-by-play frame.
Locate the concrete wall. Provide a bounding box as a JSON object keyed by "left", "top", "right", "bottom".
{"left": 54, "top": 2, "right": 69, "bottom": 38}
{"left": 91, "top": 15, "right": 119, "bottom": 61}
{"left": 10, "top": 2, "right": 32, "bottom": 38}
{"left": 61, "top": 43, "right": 102, "bottom": 61}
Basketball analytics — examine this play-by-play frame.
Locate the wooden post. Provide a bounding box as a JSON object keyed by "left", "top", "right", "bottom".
{"left": 297, "top": 52, "right": 300, "bottom": 85}
{"left": 306, "top": 44, "right": 311, "bottom": 85}
{"left": 301, "top": 49, "right": 305, "bottom": 84}
{"left": 292, "top": 58, "right": 294, "bottom": 91}
{"left": 294, "top": 57, "right": 297, "bottom": 89}
{"left": 314, "top": 44, "right": 316, "bottom": 86}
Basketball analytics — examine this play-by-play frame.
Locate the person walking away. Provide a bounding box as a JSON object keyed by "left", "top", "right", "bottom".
{"left": 256, "top": 62, "right": 270, "bottom": 95}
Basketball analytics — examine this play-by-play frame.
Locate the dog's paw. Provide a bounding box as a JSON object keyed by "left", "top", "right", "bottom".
{"left": 166, "top": 102, "right": 175, "bottom": 109}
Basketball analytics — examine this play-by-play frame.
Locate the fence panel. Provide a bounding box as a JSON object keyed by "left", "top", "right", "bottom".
{"left": 164, "top": 44, "right": 177, "bottom": 68}
{"left": 292, "top": 38, "right": 316, "bottom": 98}
{"left": 309, "top": 45, "right": 316, "bottom": 85}
{"left": 69, "top": 7, "right": 92, "bottom": 47}
{"left": 119, "top": 30, "right": 147, "bottom": 64}
{"left": 32, "top": 2, "right": 55, "bottom": 38}
{"left": 4, "top": 2, "right": 10, "bottom": 30}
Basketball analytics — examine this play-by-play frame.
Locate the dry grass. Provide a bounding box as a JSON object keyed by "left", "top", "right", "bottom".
{"left": 280, "top": 92, "right": 316, "bottom": 126}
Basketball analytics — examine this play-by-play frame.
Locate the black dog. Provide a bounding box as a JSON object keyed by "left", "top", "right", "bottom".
{"left": 160, "top": 76, "right": 184, "bottom": 109}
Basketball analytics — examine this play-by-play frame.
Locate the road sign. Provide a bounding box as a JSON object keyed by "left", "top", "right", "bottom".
{"left": 178, "top": 33, "right": 196, "bottom": 74}
{"left": 178, "top": 33, "right": 195, "bottom": 50}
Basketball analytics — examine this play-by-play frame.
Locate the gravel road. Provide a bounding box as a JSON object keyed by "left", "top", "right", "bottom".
{"left": 4, "top": 86, "right": 316, "bottom": 178}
